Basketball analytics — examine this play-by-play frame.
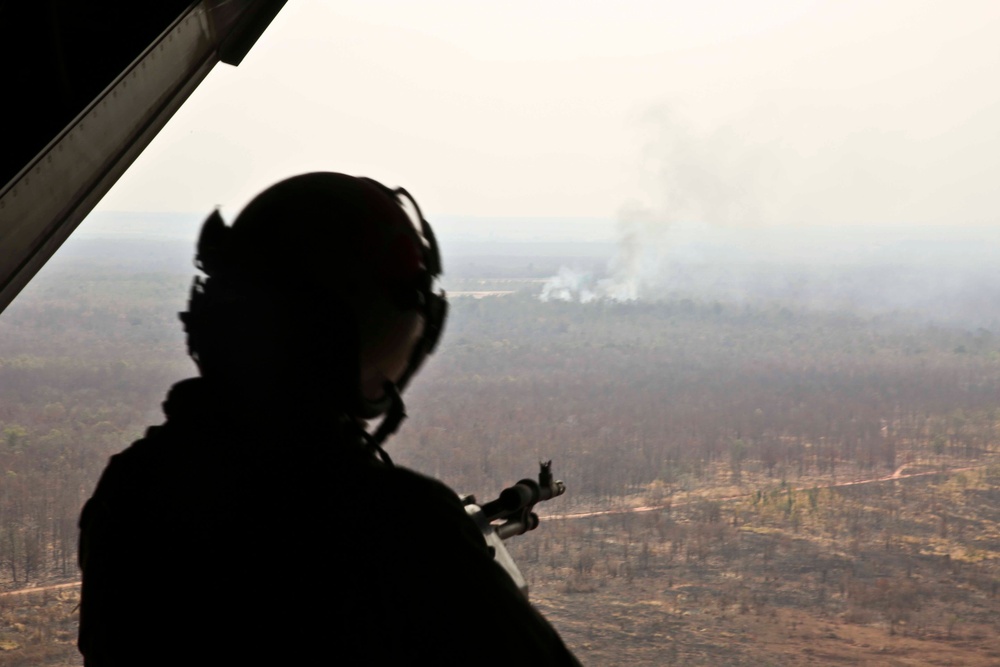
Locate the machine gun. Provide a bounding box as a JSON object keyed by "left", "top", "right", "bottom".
{"left": 461, "top": 460, "right": 566, "bottom": 597}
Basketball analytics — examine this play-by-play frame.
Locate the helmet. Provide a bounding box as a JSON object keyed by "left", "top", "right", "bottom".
{"left": 180, "top": 173, "right": 446, "bottom": 440}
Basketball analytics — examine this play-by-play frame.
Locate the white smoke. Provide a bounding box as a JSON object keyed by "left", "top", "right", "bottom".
{"left": 537, "top": 204, "right": 673, "bottom": 303}
{"left": 539, "top": 267, "right": 598, "bottom": 303}
{"left": 540, "top": 106, "right": 771, "bottom": 303}
{"left": 538, "top": 204, "right": 667, "bottom": 303}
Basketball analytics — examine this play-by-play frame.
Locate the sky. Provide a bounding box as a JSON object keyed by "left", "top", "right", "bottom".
{"left": 95, "top": 0, "right": 1000, "bottom": 228}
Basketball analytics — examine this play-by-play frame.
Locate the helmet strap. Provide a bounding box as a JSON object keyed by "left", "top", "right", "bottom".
{"left": 363, "top": 381, "right": 406, "bottom": 466}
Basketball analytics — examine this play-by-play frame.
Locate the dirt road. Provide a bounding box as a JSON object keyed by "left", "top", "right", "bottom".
{"left": 0, "top": 581, "right": 80, "bottom": 598}
{"left": 1, "top": 463, "right": 986, "bottom": 598}
{"left": 541, "top": 463, "right": 986, "bottom": 521}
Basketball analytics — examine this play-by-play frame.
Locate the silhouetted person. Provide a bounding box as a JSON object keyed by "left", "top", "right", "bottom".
{"left": 78, "top": 173, "right": 580, "bottom": 666}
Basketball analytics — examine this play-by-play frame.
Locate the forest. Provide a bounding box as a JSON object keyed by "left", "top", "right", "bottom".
{"left": 1, "top": 251, "right": 999, "bottom": 665}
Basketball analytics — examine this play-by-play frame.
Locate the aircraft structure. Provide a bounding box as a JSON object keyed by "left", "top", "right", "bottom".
{"left": 0, "top": 0, "right": 286, "bottom": 316}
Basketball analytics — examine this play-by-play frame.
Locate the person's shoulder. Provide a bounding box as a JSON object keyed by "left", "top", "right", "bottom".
{"left": 100, "top": 417, "right": 180, "bottom": 478}
{"left": 90, "top": 378, "right": 207, "bottom": 495}
{"left": 355, "top": 464, "right": 583, "bottom": 665}
{"left": 338, "top": 461, "right": 477, "bottom": 539}
{"left": 376, "top": 463, "right": 489, "bottom": 530}
{"left": 377, "top": 465, "right": 492, "bottom": 554}
{"left": 383, "top": 464, "right": 463, "bottom": 503}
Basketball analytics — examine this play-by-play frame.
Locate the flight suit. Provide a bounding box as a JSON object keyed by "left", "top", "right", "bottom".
{"left": 79, "top": 378, "right": 581, "bottom": 666}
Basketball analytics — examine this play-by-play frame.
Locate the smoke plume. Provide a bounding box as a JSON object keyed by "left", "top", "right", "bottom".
{"left": 541, "top": 107, "right": 770, "bottom": 302}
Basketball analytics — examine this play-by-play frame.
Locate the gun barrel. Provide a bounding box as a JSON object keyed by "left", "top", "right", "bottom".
{"left": 463, "top": 462, "right": 567, "bottom": 595}
{"left": 480, "top": 478, "right": 565, "bottom": 522}
{"left": 495, "top": 512, "right": 539, "bottom": 540}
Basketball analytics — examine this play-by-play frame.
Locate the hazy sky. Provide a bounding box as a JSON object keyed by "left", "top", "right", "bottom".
{"left": 95, "top": 0, "right": 1000, "bottom": 227}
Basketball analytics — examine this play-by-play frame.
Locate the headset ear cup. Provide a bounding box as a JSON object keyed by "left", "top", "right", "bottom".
{"left": 195, "top": 210, "right": 230, "bottom": 275}
{"left": 179, "top": 277, "right": 209, "bottom": 368}
{"left": 358, "top": 391, "right": 392, "bottom": 419}
{"left": 185, "top": 175, "right": 448, "bottom": 423}
{"left": 425, "top": 292, "right": 447, "bottom": 355}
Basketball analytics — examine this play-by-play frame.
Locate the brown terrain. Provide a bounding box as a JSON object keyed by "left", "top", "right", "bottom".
{"left": 525, "top": 462, "right": 1000, "bottom": 666}
{"left": 2, "top": 271, "right": 1000, "bottom": 665}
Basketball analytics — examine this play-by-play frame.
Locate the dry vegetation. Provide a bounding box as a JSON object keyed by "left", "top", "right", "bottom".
{"left": 0, "top": 588, "right": 80, "bottom": 666}
{"left": 520, "top": 465, "right": 1000, "bottom": 665}
{"left": 2, "top": 265, "right": 1000, "bottom": 665}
